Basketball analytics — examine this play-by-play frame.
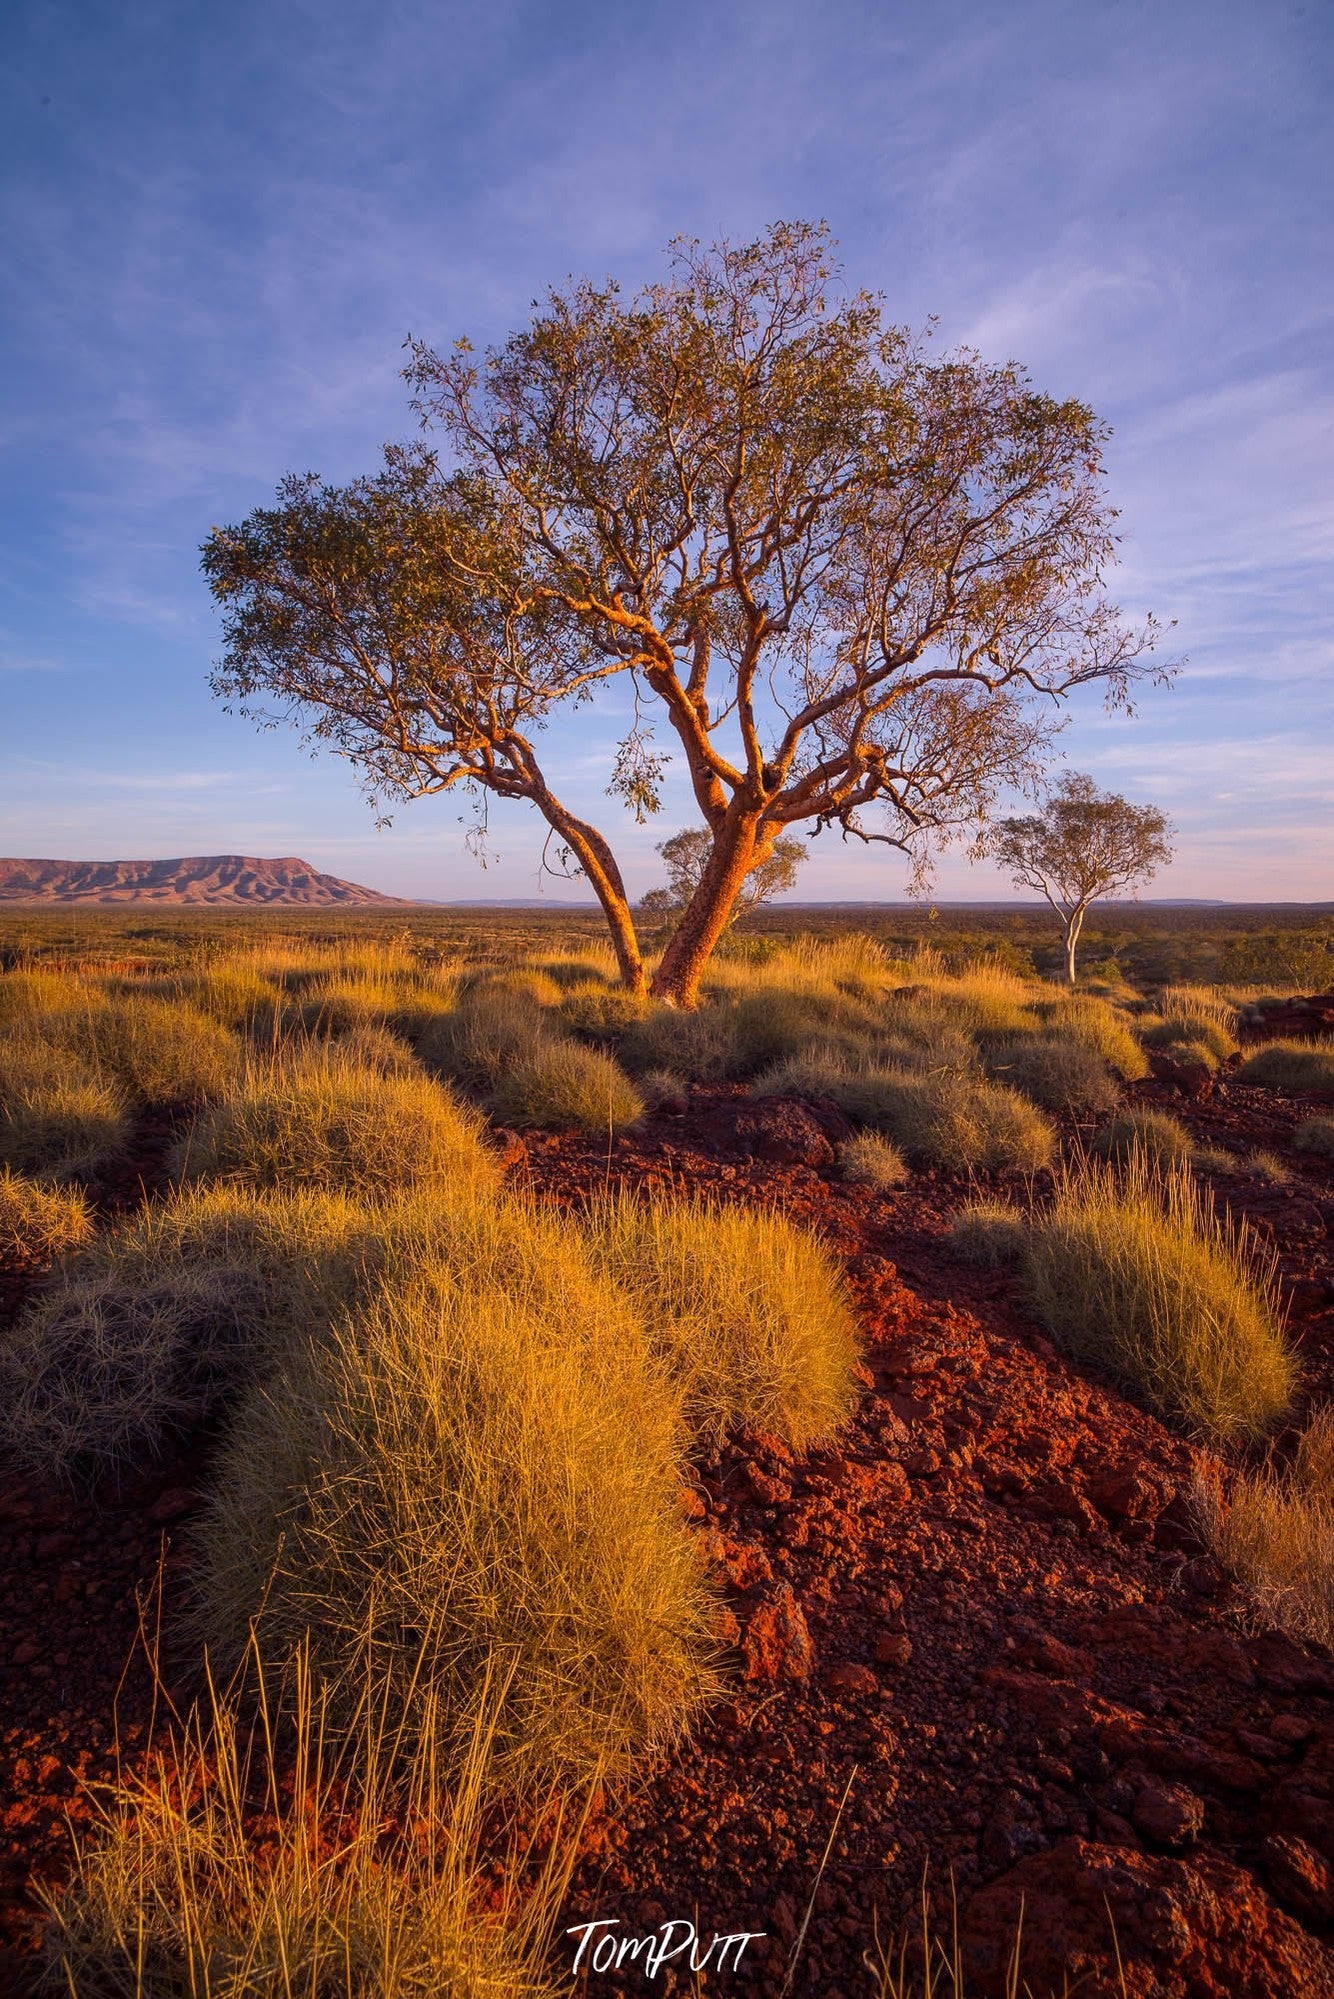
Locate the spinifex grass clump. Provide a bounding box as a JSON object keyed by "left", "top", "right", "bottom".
{"left": 837, "top": 1132, "right": 910, "bottom": 1189}
{"left": 1294, "top": 1116, "right": 1334, "bottom": 1158}
{"left": 0, "top": 1186, "right": 374, "bottom": 1481}
{"left": 1091, "top": 1108, "right": 1192, "bottom": 1166}
{"left": 171, "top": 1047, "right": 496, "bottom": 1198}
{"left": 1016, "top": 1157, "right": 1293, "bottom": 1443}
{"left": 840, "top": 1069, "right": 1056, "bottom": 1174}
{"left": 1143, "top": 1013, "right": 1237, "bottom": 1063}
{"left": 38, "top": 1638, "right": 568, "bottom": 1999}
{"left": 493, "top": 1040, "right": 643, "bottom": 1132}
{"left": 0, "top": 1037, "right": 131, "bottom": 1179}
{"left": 195, "top": 1233, "right": 714, "bottom": 1789}
{"left": 418, "top": 984, "right": 554, "bottom": 1088}
{"left": 0, "top": 1168, "right": 94, "bottom": 1265}
{"left": 1035, "top": 993, "right": 1149, "bottom": 1080}
{"left": 984, "top": 1033, "right": 1120, "bottom": 1114}
{"left": 580, "top": 1192, "right": 860, "bottom": 1449}
{"left": 1239, "top": 1040, "right": 1334, "bottom": 1094}
{"left": 1200, "top": 1406, "right": 1334, "bottom": 1651}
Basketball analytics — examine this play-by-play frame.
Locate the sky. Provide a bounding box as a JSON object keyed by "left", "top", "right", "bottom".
{"left": 1, "top": 0, "right": 1331, "bottom": 905}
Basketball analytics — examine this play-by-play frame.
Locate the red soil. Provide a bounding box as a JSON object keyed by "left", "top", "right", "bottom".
{"left": 1, "top": 1068, "right": 1332, "bottom": 1996}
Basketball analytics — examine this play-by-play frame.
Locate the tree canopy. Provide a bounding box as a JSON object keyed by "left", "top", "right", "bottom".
{"left": 990, "top": 772, "right": 1175, "bottom": 981}
{"left": 202, "top": 221, "right": 1168, "bottom": 1002}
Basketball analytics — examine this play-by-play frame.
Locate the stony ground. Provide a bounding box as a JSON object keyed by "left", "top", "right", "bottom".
{"left": 1, "top": 1053, "right": 1332, "bottom": 1997}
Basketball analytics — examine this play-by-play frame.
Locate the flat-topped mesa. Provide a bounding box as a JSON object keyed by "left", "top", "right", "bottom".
{"left": 0, "top": 855, "right": 406, "bottom": 905}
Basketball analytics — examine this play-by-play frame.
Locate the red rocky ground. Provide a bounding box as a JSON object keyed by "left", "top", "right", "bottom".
{"left": 1, "top": 1063, "right": 1333, "bottom": 1996}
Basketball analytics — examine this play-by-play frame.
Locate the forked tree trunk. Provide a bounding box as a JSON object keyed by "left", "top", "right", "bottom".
{"left": 650, "top": 810, "right": 766, "bottom": 1007}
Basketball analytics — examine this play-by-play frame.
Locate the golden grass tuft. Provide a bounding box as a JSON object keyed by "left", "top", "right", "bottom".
{"left": 37, "top": 1638, "right": 568, "bottom": 1998}
{"left": 1293, "top": 1116, "right": 1334, "bottom": 1158}
{"left": 0, "top": 967, "right": 95, "bottom": 1021}
{"left": 1021, "top": 1157, "right": 1294, "bottom": 1443}
{"left": 1200, "top": 1406, "right": 1334, "bottom": 1652}
{"left": 1239, "top": 1039, "right": 1334, "bottom": 1094}
{"left": 171, "top": 1048, "right": 497, "bottom": 1198}
{"left": 949, "top": 1201, "right": 1028, "bottom": 1270}
{"left": 1143, "top": 1014, "right": 1237, "bottom": 1063}
{"left": 0, "top": 1167, "right": 94, "bottom": 1264}
{"left": 194, "top": 1232, "right": 714, "bottom": 1787}
{"left": 1035, "top": 994, "right": 1149, "bottom": 1081}
{"left": 493, "top": 1039, "right": 644, "bottom": 1132}
{"left": 580, "top": 1191, "right": 860, "bottom": 1449}
{"left": 1091, "top": 1109, "right": 1193, "bottom": 1166}
{"left": 417, "top": 986, "right": 557, "bottom": 1088}
{"left": 984, "top": 1033, "right": 1120, "bottom": 1115}
{"left": 0, "top": 1035, "right": 131, "bottom": 1177}
{"left": 836, "top": 1069, "right": 1056, "bottom": 1174}
{"left": 837, "top": 1132, "right": 910, "bottom": 1189}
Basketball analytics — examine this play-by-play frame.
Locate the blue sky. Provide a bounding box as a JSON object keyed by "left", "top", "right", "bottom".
{"left": 2, "top": 0, "right": 1331, "bottom": 903}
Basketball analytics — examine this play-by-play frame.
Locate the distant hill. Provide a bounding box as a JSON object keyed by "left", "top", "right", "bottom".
{"left": 0, "top": 855, "right": 406, "bottom": 906}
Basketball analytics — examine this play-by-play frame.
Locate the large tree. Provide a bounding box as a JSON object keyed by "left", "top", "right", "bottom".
{"left": 202, "top": 223, "right": 1167, "bottom": 1004}
{"left": 990, "top": 772, "right": 1175, "bottom": 982}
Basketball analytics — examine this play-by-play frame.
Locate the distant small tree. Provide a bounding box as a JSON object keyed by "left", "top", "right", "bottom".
{"left": 639, "top": 827, "right": 806, "bottom": 927}
{"left": 991, "top": 773, "right": 1174, "bottom": 983}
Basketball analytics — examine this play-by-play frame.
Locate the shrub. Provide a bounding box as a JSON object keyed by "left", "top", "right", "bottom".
{"left": 580, "top": 1192, "right": 860, "bottom": 1449}
{"left": 37, "top": 1636, "right": 566, "bottom": 1999}
{"left": 1020, "top": 1158, "right": 1294, "bottom": 1443}
{"left": 985, "top": 1034, "right": 1120, "bottom": 1115}
{"left": 194, "top": 1258, "right": 713, "bottom": 1788}
{"left": 1246, "top": 1149, "right": 1291, "bottom": 1186}
{"left": 493, "top": 1041, "right": 643, "bottom": 1132}
{"left": 1294, "top": 1116, "right": 1334, "bottom": 1158}
{"left": 1239, "top": 1040, "right": 1334, "bottom": 1094}
{"left": 1201, "top": 1412, "right": 1334, "bottom": 1651}
{"left": 1192, "top": 1145, "right": 1237, "bottom": 1175}
{"left": 950, "top": 1201, "right": 1027, "bottom": 1269}
{"left": 835, "top": 1069, "right": 1056, "bottom": 1174}
{"left": 0, "top": 1169, "right": 94, "bottom": 1265}
{"left": 1036, "top": 994, "right": 1149, "bottom": 1081}
{"left": 171, "top": 1050, "right": 496, "bottom": 1199}
{"left": 1092, "top": 1110, "right": 1192, "bottom": 1166}
{"left": 837, "top": 1133, "right": 910, "bottom": 1189}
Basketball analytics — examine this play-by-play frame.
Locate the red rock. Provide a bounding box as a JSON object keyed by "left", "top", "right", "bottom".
{"left": 1087, "top": 1469, "right": 1162, "bottom": 1524}
{"left": 1131, "top": 1778, "right": 1204, "bottom": 1847}
{"left": 1262, "top": 1832, "right": 1334, "bottom": 1925}
{"left": 963, "top": 1839, "right": 1330, "bottom": 1999}
{"left": 742, "top": 1584, "right": 814, "bottom": 1684}
{"left": 874, "top": 1633, "right": 913, "bottom": 1667}
{"left": 825, "top": 1662, "right": 879, "bottom": 1695}
{"left": 732, "top": 1100, "right": 835, "bottom": 1168}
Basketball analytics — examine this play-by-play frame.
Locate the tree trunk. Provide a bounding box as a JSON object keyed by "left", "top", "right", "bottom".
{"left": 1064, "top": 905, "right": 1087, "bottom": 984}
{"left": 651, "top": 810, "right": 765, "bottom": 1006}
{"left": 534, "top": 793, "right": 646, "bottom": 996}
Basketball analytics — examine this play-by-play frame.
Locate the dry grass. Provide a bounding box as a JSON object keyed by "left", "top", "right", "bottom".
{"left": 171, "top": 1048, "right": 496, "bottom": 1198}
{"left": 1293, "top": 1116, "right": 1334, "bottom": 1158}
{"left": 194, "top": 1230, "right": 715, "bottom": 1788}
{"left": 37, "top": 1638, "right": 569, "bottom": 1998}
{"left": 1200, "top": 1406, "right": 1334, "bottom": 1651}
{"left": 835, "top": 1069, "right": 1056, "bottom": 1174}
{"left": 417, "top": 986, "right": 556, "bottom": 1088}
{"left": 1022, "top": 1157, "right": 1294, "bottom": 1443}
{"left": 1246, "top": 1149, "right": 1291, "bottom": 1186}
{"left": 0, "top": 1167, "right": 94, "bottom": 1263}
{"left": 984, "top": 1034, "right": 1120, "bottom": 1114}
{"left": 493, "top": 1039, "right": 644, "bottom": 1132}
{"left": 948, "top": 1202, "right": 1027, "bottom": 1270}
{"left": 1161, "top": 984, "right": 1240, "bottom": 1036}
{"left": 1238, "top": 1039, "right": 1334, "bottom": 1093}
{"left": 0, "top": 967, "right": 95, "bottom": 1021}
{"left": 618, "top": 1003, "right": 744, "bottom": 1083}
{"left": 0, "top": 1036, "right": 132, "bottom": 1177}
{"left": 837, "top": 1132, "right": 910, "bottom": 1189}
{"left": 1091, "top": 1109, "right": 1192, "bottom": 1166}
{"left": 1144, "top": 1014, "right": 1237, "bottom": 1063}
{"left": 580, "top": 1191, "right": 860, "bottom": 1449}
{"left": 1035, "top": 994, "right": 1149, "bottom": 1081}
